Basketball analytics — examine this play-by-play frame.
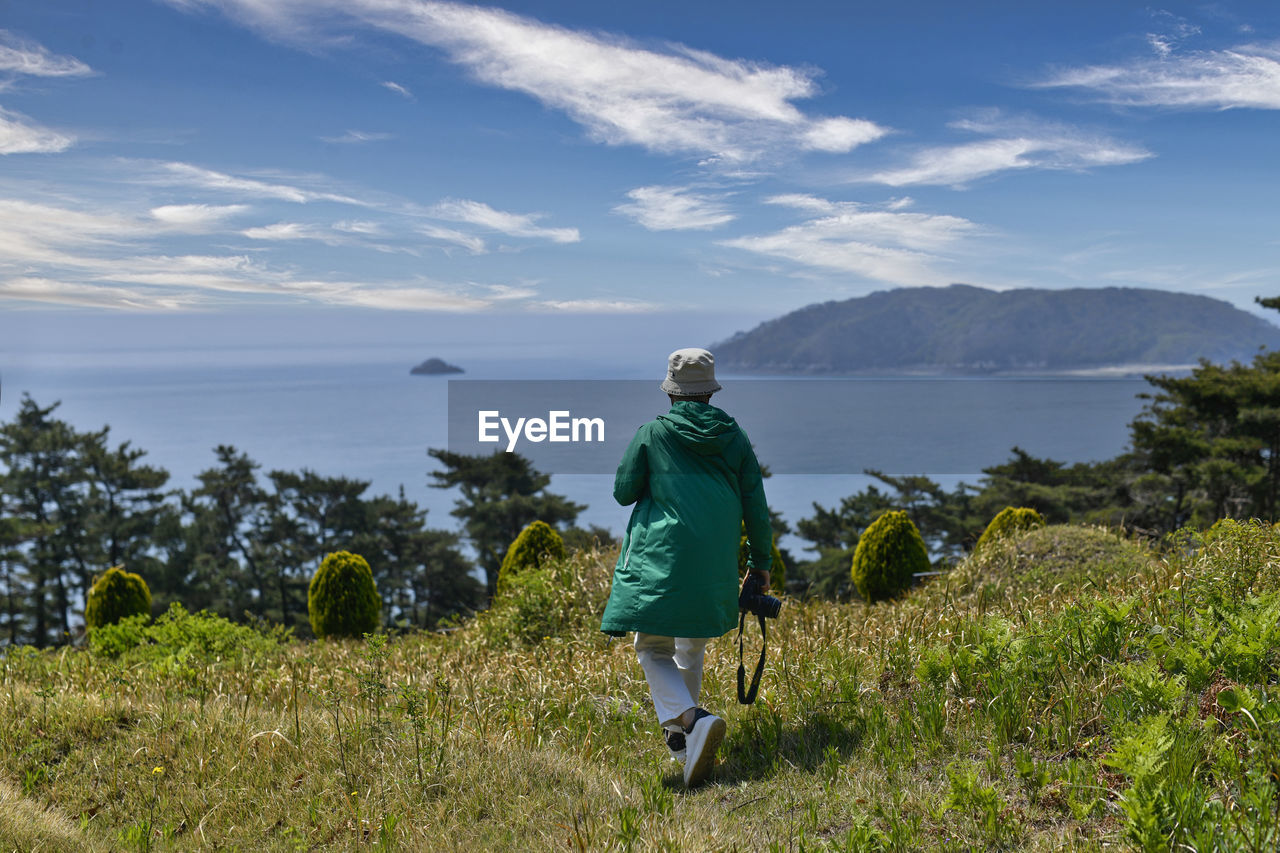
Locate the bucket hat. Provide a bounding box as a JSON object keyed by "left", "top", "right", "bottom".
{"left": 660, "top": 348, "right": 723, "bottom": 396}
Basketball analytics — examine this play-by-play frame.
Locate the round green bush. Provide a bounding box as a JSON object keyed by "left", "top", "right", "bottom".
{"left": 498, "top": 521, "right": 566, "bottom": 594}
{"left": 975, "top": 506, "right": 1045, "bottom": 552}
{"left": 738, "top": 531, "right": 787, "bottom": 590}
{"left": 308, "top": 550, "right": 381, "bottom": 639}
{"left": 84, "top": 566, "right": 152, "bottom": 630}
{"left": 851, "top": 510, "right": 929, "bottom": 602}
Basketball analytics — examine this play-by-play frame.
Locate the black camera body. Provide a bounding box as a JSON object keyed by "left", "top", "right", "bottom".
{"left": 739, "top": 572, "right": 781, "bottom": 619}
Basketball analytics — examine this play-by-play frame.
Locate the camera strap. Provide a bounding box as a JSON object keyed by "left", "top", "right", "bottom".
{"left": 737, "top": 611, "right": 767, "bottom": 705}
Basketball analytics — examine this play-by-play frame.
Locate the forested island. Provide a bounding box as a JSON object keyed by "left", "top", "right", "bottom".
{"left": 715, "top": 285, "right": 1280, "bottom": 374}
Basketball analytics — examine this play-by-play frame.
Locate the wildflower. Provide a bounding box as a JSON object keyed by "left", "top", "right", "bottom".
{"left": 153, "top": 766, "right": 164, "bottom": 775}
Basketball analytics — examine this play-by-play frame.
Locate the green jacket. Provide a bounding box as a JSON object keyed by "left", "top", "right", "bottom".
{"left": 600, "top": 400, "right": 773, "bottom": 638}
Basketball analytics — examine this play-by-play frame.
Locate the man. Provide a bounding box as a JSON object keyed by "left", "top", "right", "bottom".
{"left": 601, "top": 347, "right": 773, "bottom": 787}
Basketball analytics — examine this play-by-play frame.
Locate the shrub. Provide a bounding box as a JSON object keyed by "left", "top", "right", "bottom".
{"left": 89, "top": 602, "right": 285, "bottom": 662}
{"left": 308, "top": 550, "right": 381, "bottom": 639}
{"left": 851, "top": 510, "right": 929, "bottom": 602}
{"left": 975, "top": 507, "right": 1045, "bottom": 552}
{"left": 497, "top": 521, "right": 566, "bottom": 594}
{"left": 474, "top": 543, "right": 617, "bottom": 648}
{"left": 1187, "top": 518, "right": 1280, "bottom": 598}
{"left": 738, "top": 529, "right": 788, "bottom": 590}
{"left": 86, "top": 613, "right": 150, "bottom": 657}
{"left": 953, "top": 524, "right": 1154, "bottom": 600}
{"left": 84, "top": 566, "right": 151, "bottom": 630}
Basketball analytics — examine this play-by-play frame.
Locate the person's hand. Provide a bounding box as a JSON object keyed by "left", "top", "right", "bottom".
{"left": 749, "top": 569, "right": 771, "bottom": 591}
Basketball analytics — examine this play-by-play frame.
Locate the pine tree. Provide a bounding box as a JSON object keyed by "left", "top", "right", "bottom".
{"left": 428, "top": 449, "right": 582, "bottom": 597}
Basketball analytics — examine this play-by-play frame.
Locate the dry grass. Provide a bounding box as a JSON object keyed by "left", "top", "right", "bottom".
{"left": 0, "top": 779, "right": 105, "bottom": 853}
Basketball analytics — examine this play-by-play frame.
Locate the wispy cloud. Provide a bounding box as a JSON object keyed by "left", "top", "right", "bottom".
{"left": 418, "top": 223, "right": 486, "bottom": 254}
{"left": 0, "top": 106, "right": 74, "bottom": 154}
{"left": 484, "top": 284, "right": 538, "bottom": 300}
{"left": 320, "top": 129, "right": 393, "bottom": 144}
{"left": 533, "top": 298, "right": 657, "bottom": 312}
{"left": 240, "top": 219, "right": 407, "bottom": 253}
{"left": 429, "top": 198, "right": 580, "bottom": 243}
{"left": 614, "top": 185, "right": 734, "bottom": 231}
{"left": 241, "top": 221, "right": 329, "bottom": 241}
{"left": 380, "top": 80, "right": 413, "bottom": 99}
{"left": 0, "top": 277, "right": 191, "bottom": 310}
{"left": 1037, "top": 40, "right": 1280, "bottom": 110}
{"left": 150, "top": 203, "right": 248, "bottom": 228}
{"left": 302, "top": 282, "right": 494, "bottom": 311}
{"left": 333, "top": 220, "right": 381, "bottom": 235}
{"left": 720, "top": 195, "right": 982, "bottom": 285}
{"left": 859, "top": 113, "right": 1151, "bottom": 188}
{"left": 1099, "top": 262, "right": 1280, "bottom": 293}
{"left": 0, "top": 30, "right": 94, "bottom": 78}
{"left": 161, "top": 0, "right": 888, "bottom": 163}
{"left": 0, "top": 195, "right": 521, "bottom": 311}
{"left": 146, "top": 161, "right": 369, "bottom": 205}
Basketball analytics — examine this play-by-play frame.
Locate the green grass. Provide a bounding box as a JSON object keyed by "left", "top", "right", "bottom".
{"left": 2, "top": 521, "right": 1279, "bottom": 851}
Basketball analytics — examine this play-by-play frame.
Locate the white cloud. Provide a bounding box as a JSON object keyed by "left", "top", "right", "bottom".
{"left": 614, "top": 185, "right": 734, "bottom": 231}
{"left": 242, "top": 221, "right": 327, "bottom": 241}
{"left": 296, "top": 282, "right": 493, "bottom": 311}
{"left": 722, "top": 196, "right": 982, "bottom": 285}
{"left": 0, "top": 195, "right": 519, "bottom": 310}
{"left": 429, "top": 198, "right": 579, "bottom": 243}
{"left": 1037, "top": 40, "right": 1280, "bottom": 109}
{"left": 320, "top": 129, "right": 393, "bottom": 144}
{"left": 0, "top": 31, "right": 93, "bottom": 78}
{"left": 533, "top": 298, "right": 657, "bottom": 312}
{"left": 161, "top": 0, "right": 888, "bottom": 163}
{"left": 1145, "top": 11, "right": 1202, "bottom": 59}
{"left": 150, "top": 203, "right": 248, "bottom": 228}
{"left": 802, "top": 117, "right": 886, "bottom": 153}
{"left": 0, "top": 106, "right": 74, "bottom": 154}
{"left": 0, "top": 277, "right": 191, "bottom": 310}
{"left": 859, "top": 114, "right": 1151, "bottom": 188}
{"left": 333, "top": 220, "right": 381, "bottom": 235}
{"left": 147, "top": 161, "right": 368, "bottom": 205}
{"left": 94, "top": 254, "right": 282, "bottom": 293}
{"left": 765, "top": 193, "right": 838, "bottom": 214}
{"left": 240, "top": 220, "right": 407, "bottom": 252}
{"left": 484, "top": 283, "right": 538, "bottom": 300}
{"left": 0, "top": 199, "right": 149, "bottom": 269}
{"left": 380, "top": 80, "right": 413, "bottom": 99}
{"left": 418, "top": 224, "right": 486, "bottom": 254}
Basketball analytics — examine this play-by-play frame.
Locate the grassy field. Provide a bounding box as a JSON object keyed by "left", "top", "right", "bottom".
{"left": 2, "top": 521, "right": 1279, "bottom": 851}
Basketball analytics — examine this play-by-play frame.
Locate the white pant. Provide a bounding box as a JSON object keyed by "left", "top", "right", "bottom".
{"left": 634, "top": 633, "right": 710, "bottom": 729}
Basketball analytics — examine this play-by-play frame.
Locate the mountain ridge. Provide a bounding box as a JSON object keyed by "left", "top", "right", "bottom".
{"left": 713, "top": 285, "right": 1280, "bottom": 374}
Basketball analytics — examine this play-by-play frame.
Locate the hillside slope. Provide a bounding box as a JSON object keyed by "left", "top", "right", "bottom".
{"left": 3, "top": 522, "right": 1279, "bottom": 850}
{"left": 715, "top": 285, "right": 1280, "bottom": 373}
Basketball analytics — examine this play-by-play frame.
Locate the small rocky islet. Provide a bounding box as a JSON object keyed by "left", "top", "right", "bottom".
{"left": 409, "top": 357, "right": 464, "bottom": 375}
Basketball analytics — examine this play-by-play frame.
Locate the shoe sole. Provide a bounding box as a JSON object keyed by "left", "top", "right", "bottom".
{"left": 683, "top": 716, "right": 726, "bottom": 787}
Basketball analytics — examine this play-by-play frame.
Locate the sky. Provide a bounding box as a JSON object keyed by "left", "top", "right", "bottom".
{"left": 1, "top": 0, "right": 1279, "bottom": 337}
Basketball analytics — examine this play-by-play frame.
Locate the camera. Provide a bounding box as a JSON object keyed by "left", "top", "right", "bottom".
{"left": 739, "top": 572, "right": 781, "bottom": 619}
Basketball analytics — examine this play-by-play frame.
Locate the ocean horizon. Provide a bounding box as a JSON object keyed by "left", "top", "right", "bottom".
{"left": 0, "top": 345, "right": 1156, "bottom": 560}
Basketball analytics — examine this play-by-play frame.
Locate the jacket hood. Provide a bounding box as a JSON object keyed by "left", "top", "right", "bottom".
{"left": 657, "top": 400, "right": 740, "bottom": 455}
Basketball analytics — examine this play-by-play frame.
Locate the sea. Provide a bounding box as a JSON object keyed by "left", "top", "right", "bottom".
{"left": 0, "top": 348, "right": 1158, "bottom": 559}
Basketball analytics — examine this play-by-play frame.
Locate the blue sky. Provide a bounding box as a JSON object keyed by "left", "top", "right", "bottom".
{"left": 2, "top": 0, "right": 1279, "bottom": 325}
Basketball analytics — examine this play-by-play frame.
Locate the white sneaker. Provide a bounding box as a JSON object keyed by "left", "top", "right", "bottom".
{"left": 681, "top": 708, "right": 725, "bottom": 787}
